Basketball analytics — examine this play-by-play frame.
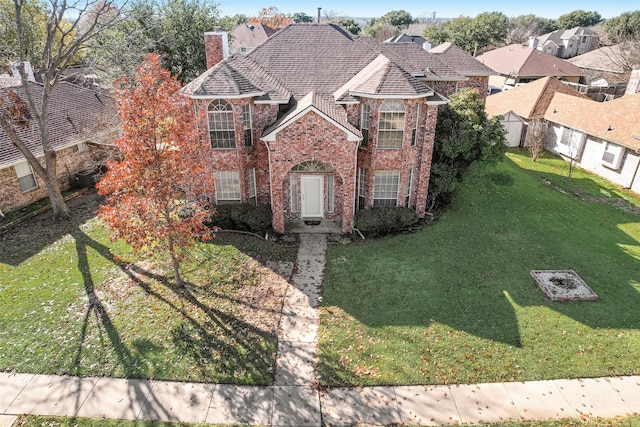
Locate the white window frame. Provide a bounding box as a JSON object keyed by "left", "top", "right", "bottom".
{"left": 377, "top": 99, "right": 405, "bottom": 149}
{"left": 360, "top": 103, "right": 370, "bottom": 147}
{"left": 208, "top": 100, "right": 236, "bottom": 149}
{"left": 405, "top": 168, "right": 413, "bottom": 207}
{"left": 290, "top": 175, "right": 299, "bottom": 213}
{"left": 246, "top": 168, "right": 256, "bottom": 205}
{"left": 558, "top": 126, "right": 583, "bottom": 158}
{"left": 14, "top": 161, "right": 38, "bottom": 192}
{"left": 373, "top": 170, "right": 399, "bottom": 207}
{"left": 601, "top": 142, "right": 624, "bottom": 170}
{"left": 72, "top": 142, "right": 87, "bottom": 153}
{"left": 242, "top": 104, "right": 253, "bottom": 147}
{"left": 326, "top": 175, "right": 334, "bottom": 213}
{"left": 357, "top": 167, "right": 366, "bottom": 210}
{"left": 214, "top": 171, "right": 241, "bottom": 202}
{"left": 411, "top": 104, "right": 419, "bottom": 146}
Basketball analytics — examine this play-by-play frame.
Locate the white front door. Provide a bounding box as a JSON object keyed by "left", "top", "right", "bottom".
{"left": 301, "top": 175, "right": 323, "bottom": 218}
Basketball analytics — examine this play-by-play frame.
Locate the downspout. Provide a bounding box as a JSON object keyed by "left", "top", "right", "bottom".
{"left": 351, "top": 135, "right": 361, "bottom": 233}
{"left": 262, "top": 139, "right": 274, "bottom": 211}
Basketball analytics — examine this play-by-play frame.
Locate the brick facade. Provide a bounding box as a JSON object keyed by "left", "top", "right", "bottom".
{"left": 0, "top": 144, "right": 94, "bottom": 213}
{"left": 203, "top": 96, "right": 439, "bottom": 234}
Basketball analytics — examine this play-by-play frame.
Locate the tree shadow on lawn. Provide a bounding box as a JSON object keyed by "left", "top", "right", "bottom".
{"left": 0, "top": 191, "right": 104, "bottom": 266}
{"left": 323, "top": 156, "right": 640, "bottom": 348}
{"left": 70, "top": 226, "right": 277, "bottom": 380}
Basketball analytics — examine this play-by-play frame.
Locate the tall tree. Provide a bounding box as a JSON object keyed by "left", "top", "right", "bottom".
{"left": 97, "top": 54, "right": 215, "bottom": 287}
{"left": 0, "top": 0, "right": 47, "bottom": 64}
{"left": 0, "top": 0, "right": 123, "bottom": 220}
{"left": 423, "top": 12, "right": 507, "bottom": 54}
{"left": 362, "top": 18, "right": 397, "bottom": 41}
{"left": 219, "top": 13, "right": 248, "bottom": 30}
{"left": 331, "top": 18, "right": 361, "bottom": 34}
{"left": 507, "top": 14, "right": 557, "bottom": 44}
{"left": 556, "top": 10, "right": 602, "bottom": 29}
{"left": 248, "top": 6, "right": 291, "bottom": 29}
{"left": 603, "top": 10, "right": 640, "bottom": 43}
{"left": 427, "top": 88, "right": 506, "bottom": 211}
{"left": 291, "top": 12, "right": 313, "bottom": 23}
{"left": 379, "top": 10, "right": 413, "bottom": 28}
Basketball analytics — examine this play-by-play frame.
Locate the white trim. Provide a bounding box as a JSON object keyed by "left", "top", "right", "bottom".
{"left": 426, "top": 99, "right": 448, "bottom": 106}
{"left": 301, "top": 175, "right": 324, "bottom": 218}
{"left": 186, "top": 92, "right": 266, "bottom": 100}
{"left": 349, "top": 91, "right": 432, "bottom": 100}
{"left": 253, "top": 99, "right": 290, "bottom": 105}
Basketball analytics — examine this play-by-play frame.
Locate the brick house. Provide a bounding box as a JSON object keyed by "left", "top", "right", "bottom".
{"left": 0, "top": 80, "right": 118, "bottom": 215}
{"left": 182, "top": 23, "right": 481, "bottom": 233}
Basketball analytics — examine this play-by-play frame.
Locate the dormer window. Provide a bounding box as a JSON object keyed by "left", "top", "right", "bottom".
{"left": 208, "top": 100, "right": 235, "bottom": 149}
{"left": 377, "top": 99, "right": 405, "bottom": 149}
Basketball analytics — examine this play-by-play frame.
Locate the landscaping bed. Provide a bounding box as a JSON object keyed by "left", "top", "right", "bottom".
{"left": 0, "top": 192, "right": 297, "bottom": 384}
{"left": 319, "top": 150, "right": 640, "bottom": 386}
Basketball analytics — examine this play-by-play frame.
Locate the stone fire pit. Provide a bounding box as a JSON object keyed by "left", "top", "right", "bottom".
{"left": 530, "top": 270, "right": 598, "bottom": 301}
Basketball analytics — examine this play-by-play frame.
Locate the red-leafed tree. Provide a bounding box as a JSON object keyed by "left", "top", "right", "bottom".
{"left": 97, "top": 54, "right": 215, "bottom": 287}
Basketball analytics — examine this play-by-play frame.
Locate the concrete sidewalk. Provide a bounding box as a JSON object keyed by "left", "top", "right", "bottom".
{"left": 1, "top": 234, "right": 639, "bottom": 425}
{"left": 1, "top": 373, "right": 639, "bottom": 425}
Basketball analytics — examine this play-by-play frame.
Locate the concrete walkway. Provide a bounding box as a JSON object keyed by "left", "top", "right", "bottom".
{"left": 1, "top": 234, "right": 640, "bottom": 426}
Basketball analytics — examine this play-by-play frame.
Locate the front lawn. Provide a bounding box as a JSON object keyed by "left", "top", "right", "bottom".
{"left": 319, "top": 150, "right": 640, "bottom": 386}
{"left": 0, "top": 193, "right": 297, "bottom": 384}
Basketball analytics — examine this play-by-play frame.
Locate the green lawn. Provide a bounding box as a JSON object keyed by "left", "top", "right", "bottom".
{"left": 319, "top": 149, "right": 640, "bottom": 386}
{"left": 0, "top": 194, "right": 297, "bottom": 384}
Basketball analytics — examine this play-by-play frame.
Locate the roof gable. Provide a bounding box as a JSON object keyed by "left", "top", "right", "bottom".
{"left": 485, "top": 76, "right": 589, "bottom": 120}
{"left": 428, "top": 42, "right": 496, "bottom": 77}
{"left": 476, "top": 44, "right": 583, "bottom": 78}
{"left": 262, "top": 91, "right": 361, "bottom": 142}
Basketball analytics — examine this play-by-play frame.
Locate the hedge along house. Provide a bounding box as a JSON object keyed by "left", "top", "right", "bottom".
{"left": 181, "top": 24, "right": 472, "bottom": 233}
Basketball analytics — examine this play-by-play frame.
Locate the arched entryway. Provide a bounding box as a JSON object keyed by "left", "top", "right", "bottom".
{"left": 285, "top": 160, "right": 343, "bottom": 222}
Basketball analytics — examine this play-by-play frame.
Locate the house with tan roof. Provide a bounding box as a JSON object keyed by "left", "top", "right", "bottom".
{"left": 485, "top": 76, "right": 589, "bottom": 147}
{"left": 182, "top": 23, "right": 474, "bottom": 233}
{"left": 544, "top": 84, "right": 640, "bottom": 193}
{"left": 529, "top": 27, "right": 599, "bottom": 59}
{"left": 0, "top": 80, "right": 118, "bottom": 214}
{"left": 566, "top": 42, "right": 640, "bottom": 100}
{"left": 229, "top": 22, "right": 276, "bottom": 54}
{"left": 476, "top": 44, "right": 583, "bottom": 90}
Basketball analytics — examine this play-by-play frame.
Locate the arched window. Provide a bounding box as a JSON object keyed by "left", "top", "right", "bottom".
{"left": 377, "top": 99, "right": 405, "bottom": 149}
{"left": 208, "top": 100, "right": 235, "bottom": 149}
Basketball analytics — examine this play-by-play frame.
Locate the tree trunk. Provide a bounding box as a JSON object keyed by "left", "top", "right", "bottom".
{"left": 168, "top": 236, "right": 183, "bottom": 288}
{"left": 44, "top": 171, "right": 70, "bottom": 220}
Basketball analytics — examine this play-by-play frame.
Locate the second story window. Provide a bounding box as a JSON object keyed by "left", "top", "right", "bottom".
{"left": 360, "top": 103, "right": 370, "bottom": 147}
{"left": 242, "top": 104, "right": 253, "bottom": 147}
{"left": 208, "top": 100, "right": 235, "bottom": 149}
{"left": 377, "top": 99, "right": 405, "bottom": 149}
{"left": 411, "top": 104, "right": 419, "bottom": 146}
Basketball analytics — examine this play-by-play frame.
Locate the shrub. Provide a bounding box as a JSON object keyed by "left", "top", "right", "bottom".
{"left": 353, "top": 207, "right": 418, "bottom": 237}
{"left": 207, "top": 203, "right": 273, "bottom": 235}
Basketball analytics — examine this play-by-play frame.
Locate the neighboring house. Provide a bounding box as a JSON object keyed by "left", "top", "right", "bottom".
{"left": 229, "top": 22, "right": 276, "bottom": 54}
{"left": 476, "top": 44, "right": 584, "bottom": 90}
{"left": 0, "top": 80, "right": 118, "bottom": 214}
{"left": 485, "top": 76, "right": 589, "bottom": 147}
{"left": 529, "top": 27, "right": 599, "bottom": 58}
{"left": 566, "top": 42, "right": 640, "bottom": 101}
{"left": 544, "top": 88, "right": 640, "bottom": 193}
{"left": 182, "top": 24, "right": 475, "bottom": 233}
{"left": 428, "top": 42, "right": 496, "bottom": 97}
{"left": 386, "top": 33, "right": 431, "bottom": 49}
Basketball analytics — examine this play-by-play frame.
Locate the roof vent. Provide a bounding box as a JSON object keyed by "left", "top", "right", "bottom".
{"left": 607, "top": 125, "right": 613, "bottom": 131}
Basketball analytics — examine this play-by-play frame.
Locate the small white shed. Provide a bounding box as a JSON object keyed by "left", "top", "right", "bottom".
{"left": 501, "top": 111, "right": 525, "bottom": 147}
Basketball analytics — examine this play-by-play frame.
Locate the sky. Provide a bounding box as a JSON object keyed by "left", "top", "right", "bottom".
{"left": 217, "top": 0, "right": 638, "bottom": 20}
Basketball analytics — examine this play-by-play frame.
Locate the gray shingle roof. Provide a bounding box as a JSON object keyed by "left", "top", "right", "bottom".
{"left": 262, "top": 91, "right": 361, "bottom": 140}
{"left": 0, "top": 82, "right": 117, "bottom": 168}
{"left": 181, "top": 54, "right": 290, "bottom": 101}
{"left": 428, "top": 42, "right": 496, "bottom": 77}
{"left": 185, "top": 24, "right": 462, "bottom": 102}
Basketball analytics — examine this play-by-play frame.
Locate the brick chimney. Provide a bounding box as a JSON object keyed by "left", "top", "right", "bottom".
{"left": 625, "top": 70, "right": 640, "bottom": 95}
{"left": 204, "top": 30, "right": 229, "bottom": 69}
